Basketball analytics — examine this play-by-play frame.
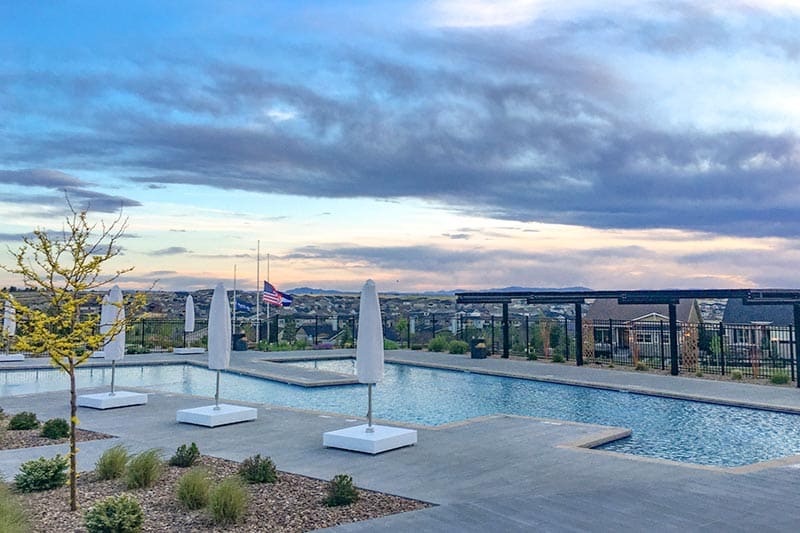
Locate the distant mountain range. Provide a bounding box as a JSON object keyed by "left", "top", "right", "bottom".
{"left": 287, "top": 286, "right": 591, "bottom": 296}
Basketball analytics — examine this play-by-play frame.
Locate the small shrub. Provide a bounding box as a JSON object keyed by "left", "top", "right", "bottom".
{"left": 383, "top": 339, "right": 399, "bottom": 350}
{"left": 177, "top": 468, "right": 211, "bottom": 510}
{"left": 324, "top": 474, "right": 359, "bottom": 507}
{"left": 448, "top": 340, "right": 469, "bottom": 354}
{"left": 771, "top": 371, "right": 791, "bottom": 385}
{"left": 238, "top": 454, "right": 277, "bottom": 484}
{"left": 0, "top": 484, "right": 30, "bottom": 533}
{"left": 731, "top": 370, "right": 743, "bottom": 380}
{"left": 40, "top": 418, "right": 70, "bottom": 439}
{"left": 14, "top": 454, "right": 68, "bottom": 492}
{"left": 8, "top": 412, "right": 38, "bottom": 431}
{"left": 527, "top": 352, "right": 538, "bottom": 361}
{"left": 95, "top": 445, "right": 129, "bottom": 481}
{"left": 695, "top": 371, "right": 704, "bottom": 377}
{"left": 634, "top": 361, "right": 648, "bottom": 371}
{"left": 84, "top": 494, "right": 144, "bottom": 533}
{"left": 410, "top": 344, "right": 423, "bottom": 350}
{"left": 427, "top": 335, "right": 449, "bottom": 352}
{"left": 607, "top": 363, "right": 614, "bottom": 368}
{"left": 125, "top": 449, "right": 162, "bottom": 489}
{"left": 551, "top": 354, "right": 565, "bottom": 363}
{"left": 208, "top": 477, "right": 248, "bottom": 525}
{"left": 169, "top": 442, "right": 200, "bottom": 468}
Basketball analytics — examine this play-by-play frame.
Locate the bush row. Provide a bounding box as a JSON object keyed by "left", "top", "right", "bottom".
{"left": 10, "top": 442, "right": 361, "bottom": 532}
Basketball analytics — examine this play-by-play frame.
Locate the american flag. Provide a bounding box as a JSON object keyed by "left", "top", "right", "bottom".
{"left": 262, "top": 281, "right": 282, "bottom": 306}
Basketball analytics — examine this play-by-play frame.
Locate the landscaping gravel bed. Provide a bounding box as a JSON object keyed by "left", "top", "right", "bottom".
{"left": 17, "top": 455, "right": 429, "bottom": 532}
{"left": 0, "top": 417, "right": 112, "bottom": 450}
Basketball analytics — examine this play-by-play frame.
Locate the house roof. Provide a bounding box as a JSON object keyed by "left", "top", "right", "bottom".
{"left": 585, "top": 298, "right": 698, "bottom": 323}
{"left": 721, "top": 298, "right": 795, "bottom": 326}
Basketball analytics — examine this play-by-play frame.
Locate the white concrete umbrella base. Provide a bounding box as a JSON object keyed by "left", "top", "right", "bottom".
{"left": 77, "top": 391, "right": 148, "bottom": 409}
{"left": 173, "top": 347, "right": 206, "bottom": 354}
{"left": 323, "top": 424, "right": 417, "bottom": 454}
{"left": 176, "top": 404, "right": 257, "bottom": 427}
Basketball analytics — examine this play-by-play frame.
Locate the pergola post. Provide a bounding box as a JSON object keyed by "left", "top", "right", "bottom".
{"left": 575, "top": 303, "right": 583, "bottom": 366}
{"left": 794, "top": 304, "right": 800, "bottom": 388}
{"left": 502, "top": 302, "right": 510, "bottom": 358}
{"left": 669, "top": 303, "right": 679, "bottom": 376}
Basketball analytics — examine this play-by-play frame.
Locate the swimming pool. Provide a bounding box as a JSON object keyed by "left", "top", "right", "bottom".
{"left": 2, "top": 362, "right": 799, "bottom": 467}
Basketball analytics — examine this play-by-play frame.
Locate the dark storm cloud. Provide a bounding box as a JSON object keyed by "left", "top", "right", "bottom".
{"left": 3, "top": 3, "right": 800, "bottom": 237}
{"left": 149, "top": 246, "right": 190, "bottom": 256}
{"left": 0, "top": 169, "right": 141, "bottom": 213}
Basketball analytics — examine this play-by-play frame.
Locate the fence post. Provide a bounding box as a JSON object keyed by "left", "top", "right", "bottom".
{"left": 718, "top": 322, "right": 726, "bottom": 375}
{"left": 407, "top": 315, "right": 411, "bottom": 348}
{"left": 659, "top": 321, "right": 665, "bottom": 370}
{"left": 564, "top": 316, "right": 569, "bottom": 361}
{"left": 314, "top": 315, "right": 319, "bottom": 345}
{"left": 431, "top": 313, "right": 436, "bottom": 339}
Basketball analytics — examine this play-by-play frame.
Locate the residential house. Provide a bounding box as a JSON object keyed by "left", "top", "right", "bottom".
{"left": 721, "top": 299, "right": 794, "bottom": 358}
{"left": 585, "top": 299, "right": 702, "bottom": 359}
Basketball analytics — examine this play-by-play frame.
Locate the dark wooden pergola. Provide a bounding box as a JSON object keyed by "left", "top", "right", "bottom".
{"left": 455, "top": 289, "right": 800, "bottom": 387}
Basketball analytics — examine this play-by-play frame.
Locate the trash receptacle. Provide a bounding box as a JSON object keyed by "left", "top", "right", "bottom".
{"left": 232, "top": 332, "right": 248, "bottom": 351}
{"left": 470, "top": 338, "right": 487, "bottom": 359}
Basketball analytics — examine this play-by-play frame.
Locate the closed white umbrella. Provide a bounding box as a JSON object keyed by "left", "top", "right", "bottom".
{"left": 3, "top": 299, "right": 15, "bottom": 337}
{"left": 356, "top": 279, "right": 384, "bottom": 432}
{"left": 207, "top": 283, "right": 231, "bottom": 408}
{"left": 3, "top": 300, "right": 15, "bottom": 354}
{"left": 184, "top": 295, "right": 196, "bottom": 347}
{"left": 103, "top": 285, "right": 126, "bottom": 394}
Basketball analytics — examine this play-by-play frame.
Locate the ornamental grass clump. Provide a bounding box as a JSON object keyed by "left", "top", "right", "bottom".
{"left": 95, "top": 445, "right": 129, "bottom": 481}
{"left": 177, "top": 468, "right": 211, "bottom": 510}
{"left": 40, "top": 418, "right": 70, "bottom": 439}
{"left": 208, "top": 477, "right": 248, "bottom": 525}
{"left": 84, "top": 494, "right": 144, "bottom": 533}
{"left": 427, "top": 335, "right": 449, "bottom": 353}
{"left": 8, "top": 412, "right": 38, "bottom": 431}
{"left": 324, "top": 474, "right": 359, "bottom": 507}
{"left": 770, "top": 371, "right": 791, "bottom": 385}
{"left": 551, "top": 354, "right": 565, "bottom": 363}
{"left": 14, "top": 455, "right": 68, "bottom": 493}
{"left": 125, "top": 449, "right": 162, "bottom": 489}
{"left": 238, "top": 454, "right": 277, "bottom": 484}
{"left": 169, "top": 442, "right": 200, "bottom": 468}
{"left": 635, "top": 361, "right": 649, "bottom": 371}
{"left": 731, "top": 370, "right": 743, "bottom": 380}
{"left": 448, "top": 340, "right": 469, "bottom": 354}
{"left": 0, "top": 483, "right": 30, "bottom": 533}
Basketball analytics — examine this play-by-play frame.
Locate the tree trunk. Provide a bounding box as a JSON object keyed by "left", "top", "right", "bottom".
{"left": 69, "top": 358, "right": 77, "bottom": 511}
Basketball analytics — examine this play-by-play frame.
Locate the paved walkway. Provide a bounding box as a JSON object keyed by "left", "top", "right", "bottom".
{"left": 2, "top": 350, "right": 800, "bottom": 532}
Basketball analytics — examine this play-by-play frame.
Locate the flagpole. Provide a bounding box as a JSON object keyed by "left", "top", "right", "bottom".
{"left": 266, "top": 253, "right": 270, "bottom": 346}
{"left": 256, "top": 241, "right": 261, "bottom": 345}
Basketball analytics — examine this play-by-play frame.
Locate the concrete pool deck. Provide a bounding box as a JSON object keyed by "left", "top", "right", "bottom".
{"left": 2, "top": 350, "right": 800, "bottom": 532}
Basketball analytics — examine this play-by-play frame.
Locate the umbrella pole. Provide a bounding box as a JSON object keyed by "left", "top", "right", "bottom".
{"left": 214, "top": 370, "right": 221, "bottom": 410}
{"left": 183, "top": 331, "right": 187, "bottom": 348}
{"left": 366, "top": 383, "right": 374, "bottom": 433}
{"left": 110, "top": 360, "right": 116, "bottom": 396}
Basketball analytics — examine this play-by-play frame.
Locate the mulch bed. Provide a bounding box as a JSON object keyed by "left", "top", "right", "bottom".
{"left": 0, "top": 417, "right": 113, "bottom": 450}
{"left": 16, "top": 455, "right": 429, "bottom": 532}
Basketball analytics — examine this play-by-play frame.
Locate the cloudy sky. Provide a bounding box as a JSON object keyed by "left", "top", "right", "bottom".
{"left": 2, "top": 0, "right": 800, "bottom": 292}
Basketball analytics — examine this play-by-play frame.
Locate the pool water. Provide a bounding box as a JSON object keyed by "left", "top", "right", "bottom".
{"left": 2, "top": 362, "right": 799, "bottom": 467}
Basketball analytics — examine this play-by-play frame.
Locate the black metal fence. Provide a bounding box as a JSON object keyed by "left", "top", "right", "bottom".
{"left": 8, "top": 312, "right": 793, "bottom": 382}
{"left": 582, "top": 319, "right": 795, "bottom": 380}
{"left": 119, "top": 316, "right": 796, "bottom": 381}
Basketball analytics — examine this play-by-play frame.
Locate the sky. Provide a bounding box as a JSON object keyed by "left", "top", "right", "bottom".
{"left": 2, "top": 0, "right": 800, "bottom": 293}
